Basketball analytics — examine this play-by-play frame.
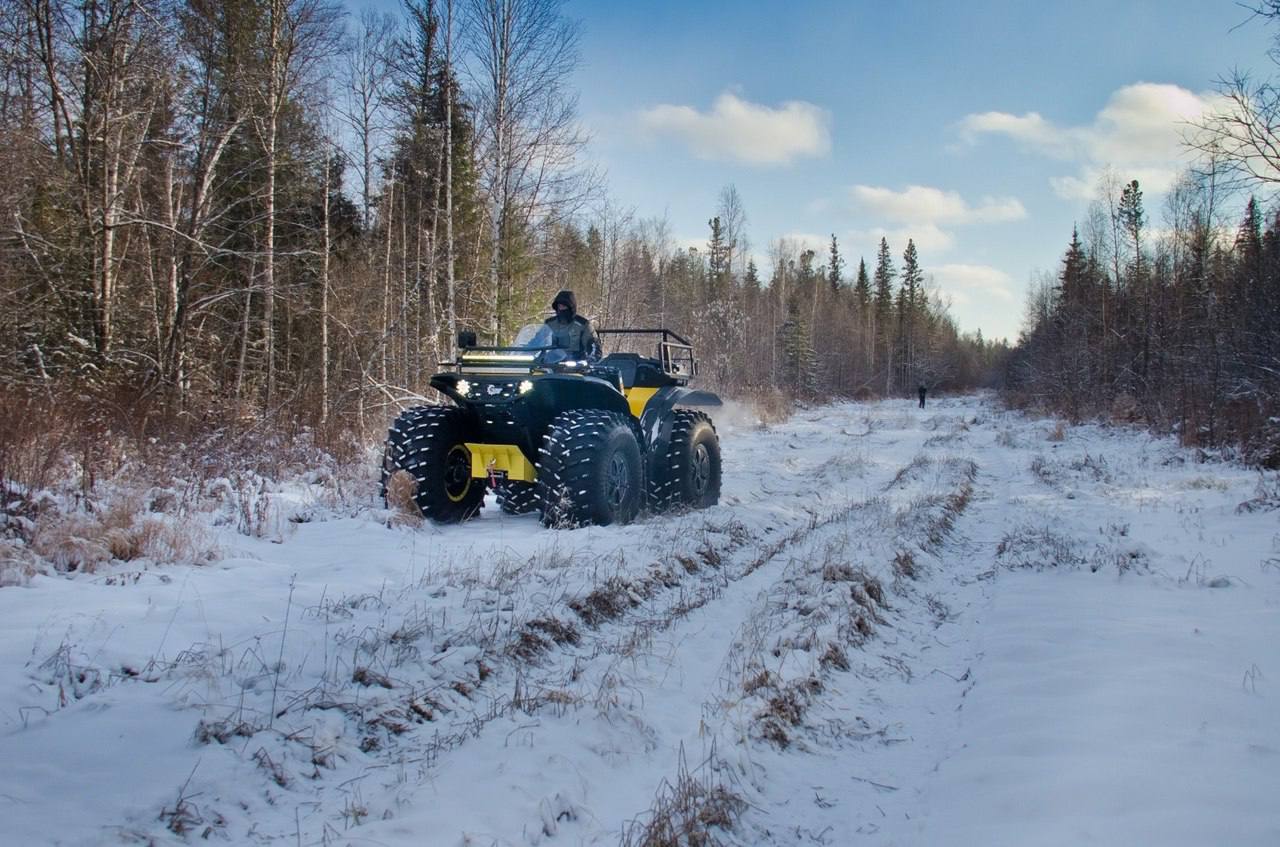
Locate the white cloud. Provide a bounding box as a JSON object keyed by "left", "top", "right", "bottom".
{"left": 638, "top": 92, "right": 831, "bottom": 165}
{"left": 1047, "top": 174, "right": 1095, "bottom": 202}
{"left": 932, "top": 264, "right": 1018, "bottom": 304}
{"left": 958, "top": 111, "right": 1074, "bottom": 159}
{"left": 1049, "top": 165, "right": 1189, "bottom": 201}
{"left": 842, "top": 185, "right": 1023, "bottom": 259}
{"left": 958, "top": 82, "right": 1224, "bottom": 198}
{"left": 931, "top": 263, "right": 1024, "bottom": 342}
{"left": 848, "top": 224, "right": 956, "bottom": 255}
{"left": 851, "top": 185, "right": 1026, "bottom": 226}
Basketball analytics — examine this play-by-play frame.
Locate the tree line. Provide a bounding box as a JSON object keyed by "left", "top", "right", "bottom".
{"left": 1009, "top": 6, "right": 1280, "bottom": 466}
{"left": 1009, "top": 175, "right": 1280, "bottom": 465}
{"left": 0, "top": 0, "right": 1000, "bottom": 440}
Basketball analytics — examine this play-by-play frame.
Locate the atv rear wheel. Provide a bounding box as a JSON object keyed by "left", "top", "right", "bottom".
{"left": 381, "top": 406, "right": 485, "bottom": 523}
{"left": 537, "top": 410, "right": 643, "bottom": 527}
{"left": 495, "top": 480, "right": 539, "bottom": 515}
{"left": 650, "top": 410, "right": 721, "bottom": 511}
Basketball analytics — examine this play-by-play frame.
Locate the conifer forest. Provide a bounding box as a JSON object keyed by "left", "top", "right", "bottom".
{"left": 3, "top": 5, "right": 1280, "bottom": 844}
{"left": 0, "top": 0, "right": 1278, "bottom": 464}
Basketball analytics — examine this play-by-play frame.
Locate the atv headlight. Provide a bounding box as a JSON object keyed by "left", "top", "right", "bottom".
{"left": 456, "top": 379, "right": 472, "bottom": 397}
{"left": 518, "top": 379, "right": 534, "bottom": 394}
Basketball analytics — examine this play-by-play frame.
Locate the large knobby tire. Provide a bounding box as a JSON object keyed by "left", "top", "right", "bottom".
{"left": 537, "top": 410, "right": 643, "bottom": 528}
{"left": 650, "top": 410, "right": 721, "bottom": 512}
{"left": 495, "top": 480, "right": 539, "bottom": 515}
{"left": 381, "top": 406, "right": 485, "bottom": 523}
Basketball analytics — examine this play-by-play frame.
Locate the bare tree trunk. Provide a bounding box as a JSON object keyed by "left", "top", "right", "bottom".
{"left": 159, "top": 112, "right": 242, "bottom": 400}
{"left": 33, "top": 0, "right": 162, "bottom": 359}
{"left": 381, "top": 175, "right": 395, "bottom": 386}
{"left": 400, "top": 175, "right": 409, "bottom": 387}
{"left": 489, "top": 123, "right": 504, "bottom": 344}
{"left": 414, "top": 217, "right": 425, "bottom": 388}
{"left": 263, "top": 126, "right": 277, "bottom": 405}
{"left": 344, "top": 10, "right": 393, "bottom": 232}
{"left": 445, "top": 0, "right": 458, "bottom": 357}
{"left": 236, "top": 257, "right": 258, "bottom": 400}
{"left": 261, "top": 0, "right": 283, "bottom": 408}
{"left": 468, "top": 0, "right": 585, "bottom": 343}
{"left": 321, "top": 146, "right": 331, "bottom": 423}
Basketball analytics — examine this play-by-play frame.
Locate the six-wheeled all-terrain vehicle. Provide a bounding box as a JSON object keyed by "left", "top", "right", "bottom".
{"left": 380, "top": 324, "right": 723, "bottom": 527}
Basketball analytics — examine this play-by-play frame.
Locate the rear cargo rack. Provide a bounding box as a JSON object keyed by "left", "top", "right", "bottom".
{"left": 597, "top": 328, "right": 697, "bottom": 379}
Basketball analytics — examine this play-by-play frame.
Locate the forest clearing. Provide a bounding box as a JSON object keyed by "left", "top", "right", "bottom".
{"left": 2, "top": 395, "right": 1276, "bottom": 845}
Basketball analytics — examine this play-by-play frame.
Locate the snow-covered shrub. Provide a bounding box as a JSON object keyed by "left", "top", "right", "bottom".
{"left": 1087, "top": 522, "right": 1154, "bottom": 574}
{"left": 1235, "top": 472, "right": 1280, "bottom": 513}
{"left": 382, "top": 470, "right": 422, "bottom": 527}
{"left": 0, "top": 539, "right": 37, "bottom": 586}
{"left": 0, "top": 390, "right": 379, "bottom": 580}
{"left": 619, "top": 755, "right": 744, "bottom": 847}
{"left": 1243, "top": 419, "right": 1280, "bottom": 469}
{"left": 27, "top": 497, "right": 214, "bottom": 574}
{"left": 1179, "top": 475, "right": 1229, "bottom": 492}
{"left": 996, "top": 523, "right": 1086, "bottom": 571}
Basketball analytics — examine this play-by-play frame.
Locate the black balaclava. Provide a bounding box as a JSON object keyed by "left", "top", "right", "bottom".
{"left": 551, "top": 289, "right": 577, "bottom": 320}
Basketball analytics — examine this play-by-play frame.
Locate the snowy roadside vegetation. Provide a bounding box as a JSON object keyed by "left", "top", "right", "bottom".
{"left": 1, "top": 395, "right": 1278, "bottom": 846}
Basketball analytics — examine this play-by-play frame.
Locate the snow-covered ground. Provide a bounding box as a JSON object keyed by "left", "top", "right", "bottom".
{"left": 1, "top": 395, "right": 1277, "bottom": 846}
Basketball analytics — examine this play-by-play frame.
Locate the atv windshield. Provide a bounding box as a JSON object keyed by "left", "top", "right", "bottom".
{"left": 512, "top": 323, "right": 573, "bottom": 364}
{"left": 513, "top": 323, "right": 550, "bottom": 348}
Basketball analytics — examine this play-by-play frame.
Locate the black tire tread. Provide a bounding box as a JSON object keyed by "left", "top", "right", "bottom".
{"left": 537, "top": 409, "right": 642, "bottom": 527}
{"left": 381, "top": 405, "right": 484, "bottom": 523}
{"left": 649, "top": 409, "right": 721, "bottom": 511}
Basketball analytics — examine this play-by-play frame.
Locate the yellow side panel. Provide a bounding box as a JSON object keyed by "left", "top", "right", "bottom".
{"left": 465, "top": 443, "right": 537, "bottom": 483}
{"left": 625, "top": 387, "right": 659, "bottom": 419}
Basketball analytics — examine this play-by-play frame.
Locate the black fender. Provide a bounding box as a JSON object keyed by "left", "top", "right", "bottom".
{"left": 639, "top": 386, "right": 721, "bottom": 457}
{"left": 532, "top": 374, "right": 632, "bottom": 419}
{"left": 672, "top": 389, "right": 721, "bottom": 407}
{"left": 430, "top": 373, "right": 468, "bottom": 406}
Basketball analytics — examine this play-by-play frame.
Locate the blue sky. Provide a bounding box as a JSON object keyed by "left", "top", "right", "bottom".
{"left": 563, "top": 0, "right": 1276, "bottom": 341}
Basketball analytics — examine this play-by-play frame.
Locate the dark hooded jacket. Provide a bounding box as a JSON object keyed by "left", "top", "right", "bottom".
{"left": 544, "top": 289, "right": 600, "bottom": 360}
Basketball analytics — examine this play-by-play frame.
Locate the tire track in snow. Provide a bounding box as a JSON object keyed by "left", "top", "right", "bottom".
{"left": 590, "top": 405, "right": 980, "bottom": 843}
{"left": 157, "top": 403, "right": 912, "bottom": 845}
{"left": 339, "top": 402, "right": 951, "bottom": 844}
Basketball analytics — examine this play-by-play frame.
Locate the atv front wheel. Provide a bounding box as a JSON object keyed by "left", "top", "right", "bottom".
{"left": 650, "top": 410, "right": 721, "bottom": 511}
{"left": 381, "top": 406, "right": 485, "bottom": 523}
{"left": 537, "top": 410, "right": 643, "bottom": 527}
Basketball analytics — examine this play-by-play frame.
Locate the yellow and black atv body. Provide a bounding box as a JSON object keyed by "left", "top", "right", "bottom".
{"left": 380, "top": 326, "right": 722, "bottom": 527}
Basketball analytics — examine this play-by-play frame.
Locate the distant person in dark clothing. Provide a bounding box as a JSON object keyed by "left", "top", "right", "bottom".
{"left": 544, "top": 289, "right": 601, "bottom": 361}
{"left": 918, "top": 384, "right": 927, "bottom": 408}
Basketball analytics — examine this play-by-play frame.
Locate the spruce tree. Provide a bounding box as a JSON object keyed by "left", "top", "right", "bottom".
{"left": 853, "top": 258, "right": 871, "bottom": 313}
{"left": 706, "top": 216, "right": 731, "bottom": 300}
{"left": 827, "top": 234, "right": 844, "bottom": 293}
{"left": 779, "top": 289, "right": 816, "bottom": 398}
{"left": 898, "top": 239, "right": 923, "bottom": 390}
{"left": 873, "top": 237, "right": 897, "bottom": 391}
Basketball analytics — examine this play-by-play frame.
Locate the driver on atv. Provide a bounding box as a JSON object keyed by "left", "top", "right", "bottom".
{"left": 545, "top": 289, "right": 601, "bottom": 362}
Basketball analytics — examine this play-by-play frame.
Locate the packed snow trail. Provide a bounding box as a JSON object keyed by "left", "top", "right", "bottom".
{"left": 0, "top": 396, "right": 1277, "bottom": 846}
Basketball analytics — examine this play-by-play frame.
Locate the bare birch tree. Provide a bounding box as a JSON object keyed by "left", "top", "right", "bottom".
{"left": 26, "top": 0, "right": 171, "bottom": 358}
{"left": 247, "top": 0, "right": 341, "bottom": 406}
{"left": 464, "top": 0, "right": 590, "bottom": 342}
{"left": 341, "top": 9, "right": 394, "bottom": 232}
